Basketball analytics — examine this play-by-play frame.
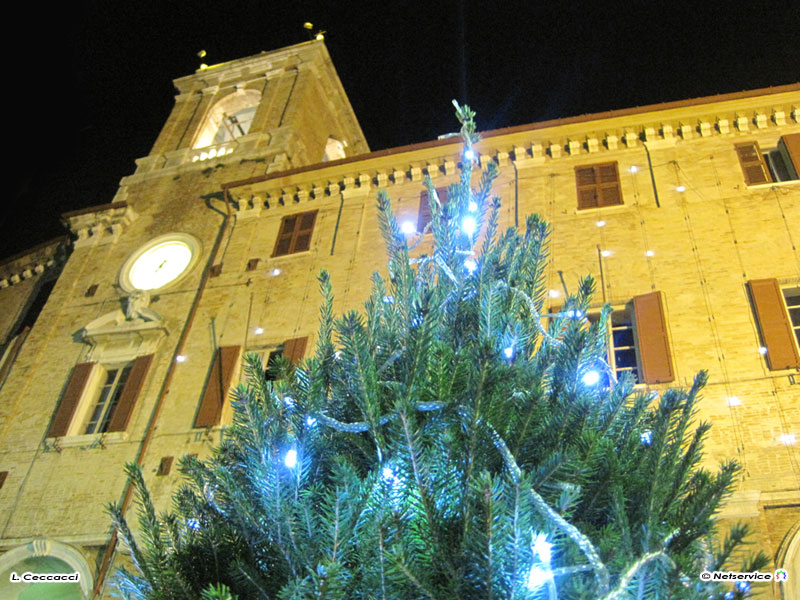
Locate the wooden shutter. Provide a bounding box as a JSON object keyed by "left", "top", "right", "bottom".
{"left": 283, "top": 337, "right": 308, "bottom": 365}
{"left": 48, "top": 362, "right": 95, "bottom": 437}
{"left": 106, "top": 354, "right": 153, "bottom": 433}
{"left": 779, "top": 133, "right": 800, "bottom": 179}
{"left": 633, "top": 292, "right": 675, "bottom": 384}
{"left": 273, "top": 211, "right": 317, "bottom": 257}
{"left": 417, "top": 187, "right": 448, "bottom": 232}
{"left": 735, "top": 142, "right": 771, "bottom": 185}
{"left": 576, "top": 163, "right": 622, "bottom": 209}
{"left": 0, "top": 471, "right": 8, "bottom": 490}
{"left": 194, "top": 346, "right": 241, "bottom": 428}
{"left": 747, "top": 279, "right": 800, "bottom": 370}
{"left": 157, "top": 456, "right": 174, "bottom": 476}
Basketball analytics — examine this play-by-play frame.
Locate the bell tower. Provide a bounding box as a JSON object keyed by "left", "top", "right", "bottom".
{"left": 134, "top": 40, "right": 369, "bottom": 175}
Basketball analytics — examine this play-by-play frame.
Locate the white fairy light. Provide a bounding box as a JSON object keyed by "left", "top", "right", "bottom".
{"left": 306, "top": 415, "right": 317, "bottom": 427}
{"left": 468, "top": 200, "right": 478, "bottom": 212}
{"left": 582, "top": 370, "right": 600, "bottom": 386}
{"left": 284, "top": 448, "right": 298, "bottom": 468}
{"left": 503, "top": 346, "right": 514, "bottom": 359}
{"left": 464, "top": 149, "right": 475, "bottom": 161}
{"left": 464, "top": 259, "right": 477, "bottom": 273}
{"left": 641, "top": 430, "right": 653, "bottom": 445}
{"left": 400, "top": 220, "right": 416, "bottom": 234}
{"left": 462, "top": 216, "right": 477, "bottom": 235}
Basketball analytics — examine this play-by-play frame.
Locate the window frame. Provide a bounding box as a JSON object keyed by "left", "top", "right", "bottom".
{"left": 574, "top": 162, "right": 623, "bottom": 210}
{"left": 272, "top": 210, "right": 318, "bottom": 257}
{"left": 781, "top": 287, "right": 800, "bottom": 353}
{"left": 587, "top": 308, "right": 642, "bottom": 384}
{"left": 83, "top": 363, "right": 133, "bottom": 434}
{"left": 736, "top": 135, "right": 800, "bottom": 186}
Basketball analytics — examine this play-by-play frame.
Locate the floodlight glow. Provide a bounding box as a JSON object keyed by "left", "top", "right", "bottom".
{"left": 400, "top": 220, "right": 416, "bottom": 234}
{"left": 271, "top": 268, "right": 281, "bottom": 276}
{"left": 779, "top": 433, "right": 796, "bottom": 446}
{"left": 645, "top": 250, "right": 655, "bottom": 257}
{"left": 596, "top": 220, "right": 606, "bottom": 227}
{"left": 176, "top": 355, "right": 187, "bottom": 363}
{"left": 548, "top": 289, "right": 560, "bottom": 298}
{"left": 284, "top": 449, "right": 298, "bottom": 468}
{"left": 582, "top": 370, "right": 600, "bottom": 385}
{"left": 601, "top": 250, "right": 612, "bottom": 257}
{"left": 727, "top": 396, "right": 741, "bottom": 406}
{"left": 676, "top": 185, "right": 686, "bottom": 192}
{"left": 758, "top": 346, "right": 768, "bottom": 355}
{"left": 254, "top": 327, "right": 264, "bottom": 335}
{"left": 629, "top": 165, "right": 639, "bottom": 173}
{"left": 462, "top": 216, "right": 477, "bottom": 235}
{"left": 464, "top": 259, "right": 477, "bottom": 273}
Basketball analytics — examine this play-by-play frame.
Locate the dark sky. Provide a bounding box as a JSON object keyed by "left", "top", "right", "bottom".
{"left": 4, "top": 0, "right": 798, "bottom": 260}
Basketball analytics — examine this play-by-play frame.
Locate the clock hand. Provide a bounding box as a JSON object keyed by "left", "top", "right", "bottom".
{"left": 154, "top": 259, "right": 168, "bottom": 272}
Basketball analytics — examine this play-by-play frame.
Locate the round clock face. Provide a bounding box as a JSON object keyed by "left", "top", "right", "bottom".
{"left": 120, "top": 234, "right": 201, "bottom": 292}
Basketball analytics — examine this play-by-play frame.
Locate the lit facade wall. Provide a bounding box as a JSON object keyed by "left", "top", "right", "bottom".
{"left": 0, "top": 41, "right": 797, "bottom": 598}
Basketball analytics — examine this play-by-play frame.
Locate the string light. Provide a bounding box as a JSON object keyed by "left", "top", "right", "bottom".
{"left": 464, "top": 259, "right": 477, "bottom": 273}
{"left": 400, "top": 221, "right": 416, "bottom": 234}
{"left": 284, "top": 448, "right": 297, "bottom": 468}
{"left": 254, "top": 327, "right": 264, "bottom": 335}
{"left": 582, "top": 370, "right": 600, "bottom": 385}
{"left": 306, "top": 416, "right": 317, "bottom": 427}
{"left": 779, "top": 433, "right": 796, "bottom": 446}
{"left": 464, "top": 149, "right": 475, "bottom": 161}
{"left": 462, "top": 216, "right": 477, "bottom": 235}
{"left": 503, "top": 347, "right": 514, "bottom": 359}
{"left": 548, "top": 289, "right": 560, "bottom": 298}
{"left": 532, "top": 533, "right": 552, "bottom": 563}
{"left": 640, "top": 430, "right": 653, "bottom": 445}
{"left": 596, "top": 220, "right": 606, "bottom": 227}
{"left": 629, "top": 165, "right": 639, "bottom": 173}
{"left": 600, "top": 250, "right": 612, "bottom": 257}
{"left": 383, "top": 295, "right": 395, "bottom": 304}
{"left": 645, "top": 250, "right": 655, "bottom": 257}
{"left": 676, "top": 185, "right": 686, "bottom": 192}
{"left": 176, "top": 355, "right": 187, "bottom": 363}
{"left": 758, "top": 346, "right": 768, "bottom": 355}
{"left": 468, "top": 200, "right": 478, "bottom": 212}
{"left": 727, "top": 396, "right": 741, "bottom": 406}
{"left": 271, "top": 268, "right": 281, "bottom": 276}
{"left": 186, "top": 518, "right": 200, "bottom": 530}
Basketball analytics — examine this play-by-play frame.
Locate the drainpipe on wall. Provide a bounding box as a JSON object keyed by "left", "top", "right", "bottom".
{"left": 92, "top": 188, "right": 233, "bottom": 598}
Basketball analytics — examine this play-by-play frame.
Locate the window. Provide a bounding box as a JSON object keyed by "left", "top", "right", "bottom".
{"left": 786, "top": 288, "right": 800, "bottom": 349}
{"left": 84, "top": 364, "right": 132, "bottom": 434}
{"left": 748, "top": 279, "right": 800, "bottom": 370}
{"left": 736, "top": 134, "right": 800, "bottom": 185}
{"left": 194, "top": 346, "right": 242, "bottom": 428}
{"left": 243, "top": 337, "right": 308, "bottom": 383}
{"left": 575, "top": 162, "right": 623, "bottom": 209}
{"left": 47, "top": 355, "right": 153, "bottom": 438}
{"left": 212, "top": 106, "right": 257, "bottom": 144}
{"left": 273, "top": 211, "right": 317, "bottom": 257}
{"left": 418, "top": 187, "right": 449, "bottom": 233}
{"left": 579, "top": 292, "right": 674, "bottom": 385}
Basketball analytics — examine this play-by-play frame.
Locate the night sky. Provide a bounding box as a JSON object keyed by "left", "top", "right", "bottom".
{"left": 4, "top": 0, "right": 798, "bottom": 260}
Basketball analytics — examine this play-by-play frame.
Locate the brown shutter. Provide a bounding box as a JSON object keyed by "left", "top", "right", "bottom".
{"left": 283, "top": 337, "right": 308, "bottom": 365}
{"left": 106, "top": 354, "right": 153, "bottom": 433}
{"left": 273, "top": 214, "right": 297, "bottom": 257}
{"left": 417, "top": 187, "right": 448, "bottom": 232}
{"left": 779, "top": 133, "right": 800, "bottom": 178}
{"left": 633, "top": 292, "right": 675, "bottom": 384}
{"left": 157, "top": 456, "right": 174, "bottom": 476}
{"left": 48, "top": 362, "right": 95, "bottom": 437}
{"left": 0, "top": 471, "right": 8, "bottom": 490}
{"left": 576, "top": 163, "right": 622, "bottom": 209}
{"left": 194, "top": 346, "right": 241, "bottom": 428}
{"left": 735, "top": 142, "right": 771, "bottom": 185}
{"left": 747, "top": 279, "right": 800, "bottom": 370}
{"left": 293, "top": 211, "right": 317, "bottom": 253}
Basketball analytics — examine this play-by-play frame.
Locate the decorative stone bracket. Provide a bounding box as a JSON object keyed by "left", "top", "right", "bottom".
{"left": 62, "top": 201, "right": 137, "bottom": 248}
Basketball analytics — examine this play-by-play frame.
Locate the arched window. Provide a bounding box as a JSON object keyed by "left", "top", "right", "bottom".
{"left": 193, "top": 90, "right": 261, "bottom": 149}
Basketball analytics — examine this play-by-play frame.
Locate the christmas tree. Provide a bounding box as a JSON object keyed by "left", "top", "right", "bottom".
{"left": 109, "top": 104, "right": 767, "bottom": 599}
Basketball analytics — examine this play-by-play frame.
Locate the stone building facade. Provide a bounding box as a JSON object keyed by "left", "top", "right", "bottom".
{"left": 0, "top": 40, "right": 798, "bottom": 598}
